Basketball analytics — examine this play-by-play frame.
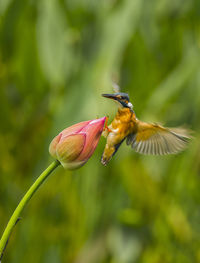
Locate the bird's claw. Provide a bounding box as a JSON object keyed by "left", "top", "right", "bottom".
{"left": 103, "top": 116, "right": 112, "bottom": 133}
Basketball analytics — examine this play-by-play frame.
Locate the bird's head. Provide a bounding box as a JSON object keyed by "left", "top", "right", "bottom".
{"left": 102, "top": 92, "right": 133, "bottom": 110}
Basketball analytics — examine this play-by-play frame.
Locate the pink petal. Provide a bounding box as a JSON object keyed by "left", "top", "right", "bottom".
{"left": 56, "top": 134, "right": 86, "bottom": 169}
{"left": 60, "top": 120, "right": 91, "bottom": 139}
{"left": 78, "top": 117, "right": 106, "bottom": 161}
{"left": 49, "top": 133, "right": 62, "bottom": 158}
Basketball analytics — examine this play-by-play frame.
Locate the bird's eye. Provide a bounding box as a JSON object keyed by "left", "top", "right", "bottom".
{"left": 121, "top": 97, "right": 128, "bottom": 103}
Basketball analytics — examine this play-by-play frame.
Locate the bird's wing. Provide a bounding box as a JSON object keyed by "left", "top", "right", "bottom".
{"left": 112, "top": 81, "right": 120, "bottom": 93}
{"left": 126, "top": 121, "right": 192, "bottom": 155}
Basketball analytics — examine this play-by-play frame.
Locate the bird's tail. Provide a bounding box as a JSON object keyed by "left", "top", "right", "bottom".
{"left": 101, "top": 139, "right": 125, "bottom": 166}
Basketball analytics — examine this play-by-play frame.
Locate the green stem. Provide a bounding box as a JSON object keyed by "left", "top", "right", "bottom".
{"left": 0, "top": 160, "right": 60, "bottom": 260}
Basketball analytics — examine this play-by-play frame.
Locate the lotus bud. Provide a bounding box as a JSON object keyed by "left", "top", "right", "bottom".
{"left": 49, "top": 117, "right": 106, "bottom": 170}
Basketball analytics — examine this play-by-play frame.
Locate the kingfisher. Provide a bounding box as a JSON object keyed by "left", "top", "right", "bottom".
{"left": 101, "top": 92, "right": 191, "bottom": 166}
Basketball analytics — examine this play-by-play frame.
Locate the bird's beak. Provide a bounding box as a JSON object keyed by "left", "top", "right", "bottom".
{"left": 101, "top": 94, "right": 119, "bottom": 101}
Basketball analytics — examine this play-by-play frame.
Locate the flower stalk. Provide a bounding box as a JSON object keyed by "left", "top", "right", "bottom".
{"left": 0, "top": 160, "right": 60, "bottom": 260}
{"left": 0, "top": 116, "right": 106, "bottom": 261}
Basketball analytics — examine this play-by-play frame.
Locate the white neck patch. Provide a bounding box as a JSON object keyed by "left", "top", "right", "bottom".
{"left": 127, "top": 102, "right": 133, "bottom": 109}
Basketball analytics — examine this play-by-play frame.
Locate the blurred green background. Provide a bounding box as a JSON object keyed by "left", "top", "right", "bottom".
{"left": 1, "top": 0, "right": 200, "bottom": 262}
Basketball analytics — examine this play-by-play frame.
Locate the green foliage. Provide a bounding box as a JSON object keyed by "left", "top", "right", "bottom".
{"left": 0, "top": 0, "right": 200, "bottom": 262}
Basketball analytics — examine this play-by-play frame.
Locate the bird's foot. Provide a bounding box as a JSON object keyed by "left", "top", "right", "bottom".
{"left": 103, "top": 116, "right": 112, "bottom": 133}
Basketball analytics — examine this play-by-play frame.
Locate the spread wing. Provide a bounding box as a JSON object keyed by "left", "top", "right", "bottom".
{"left": 112, "top": 81, "right": 120, "bottom": 93}
{"left": 126, "top": 121, "right": 192, "bottom": 155}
